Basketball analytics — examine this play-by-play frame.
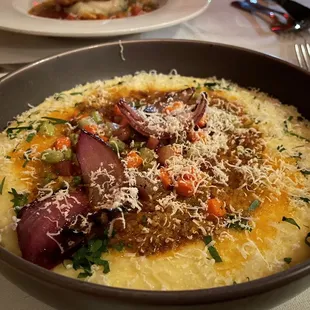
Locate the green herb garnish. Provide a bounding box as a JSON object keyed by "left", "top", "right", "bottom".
{"left": 300, "top": 169, "right": 310, "bottom": 176}
{"left": 305, "top": 233, "right": 310, "bottom": 247}
{"left": 284, "top": 120, "right": 310, "bottom": 142}
{"left": 284, "top": 257, "right": 292, "bottom": 264}
{"left": 22, "top": 160, "right": 29, "bottom": 168}
{"left": 0, "top": 177, "right": 6, "bottom": 195}
{"left": 277, "top": 145, "right": 286, "bottom": 152}
{"left": 53, "top": 93, "right": 64, "bottom": 100}
{"left": 77, "top": 272, "right": 90, "bottom": 279}
{"left": 113, "top": 242, "right": 124, "bottom": 252}
{"left": 42, "top": 117, "right": 68, "bottom": 124}
{"left": 282, "top": 216, "right": 300, "bottom": 230}
{"left": 248, "top": 199, "right": 261, "bottom": 211}
{"left": 72, "top": 176, "right": 82, "bottom": 187}
{"left": 223, "top": 85, "right": 232, "bottom": 91}
{"left": 8, "top": 188, "right": 28, "bottom": 215}
{"left": 291, "top": 152, "right": 302, "bottom": 159}
{"left": 204, "top": 236, "right": 223, "bottom": 263}
{"left": 70, "top": 92, "right": 83, "bottom": 96}
{"left": 226, "top": 214, "right": 252, "bottom": 231}
{"left": 72, "top": 237, "right": 110, "bottom": 278}
{"left": 300, "top": 197, "right": 310, "bottom": 203}
{"left": 141, "top": 215, "right": 148, "bottom": 226}
{"left": 6, "top": 126, "right": 33, "bottom": 139}
{"left": 26, "top": 133, "right": 36, "bottom": 143}
{"left": 204, "top": 82, "right": 219, "bottom": 90}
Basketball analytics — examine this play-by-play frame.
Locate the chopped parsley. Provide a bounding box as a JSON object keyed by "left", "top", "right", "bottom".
{"left": 284, "top": 257, "right": 292, "bottom": 264}
{"left": 282, "top": 216, "right": 300, "bottom": 230}
{"left": 284, "top": 119, "right": 310, "bottom": 142}
{"left": 22, "top": 159, "right": 29, "bottom": 168}
{"left": 26, "top": 133, "right": 36, "bottom": 143}
{"left": 300, "top": 169, "right": 310, "bottom": 176}
{"left": 72, "top": 237, "right": 110, "bottom": 278}
{"left": 204, "top": 236, "right": 223, "bottom": 263}
{"left": 72, "top": 176, "right": 82, "bottom": 187}
{"left": 53, "top": 93, "right": 64, "bottom": 100}
{"left": 226, "top": 214, "right": 252, "bottom": 231}
{"left": 112, "top": 241, "right": 125, "bottom": 252}
{"left": 8, "top": 188, "right": 28, "bottom": 215}
{"left": 248, "top": 199, "right": 261, "bottom": 211}
{"left": 6, "top": 126, "right": 33, "bottom": 139}
{"left": 141, "top": 215, "right": 148, "bottom": 226}
{"left": 291, "top": 152, "right": 302, "bottom": 159}
{"left": 70, "top": 92, "right": 83, "bottom": 96}
{"left": 277, "top": 145, "right": 286, "bottom": 152}
{"left": 42, "top": 117, "right": 68, "bottom": 125}
{"left": 0, "top": 177, "right": 6, "bottom": 195}
{"left": 305, "top": 233, "right": 310, "bottom": 247}
{"left": 204, "top": 82, "right": 219, "bottom": 90}
{"left": 300, "top": 197, "right": 310, "bottom": 203}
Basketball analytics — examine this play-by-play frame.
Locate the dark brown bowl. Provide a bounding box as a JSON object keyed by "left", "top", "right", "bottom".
{"left": 0, "top": 40, "right": 309, "bottom": 310}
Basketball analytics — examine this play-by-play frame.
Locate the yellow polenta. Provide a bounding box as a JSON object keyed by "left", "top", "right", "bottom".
{"left": 0, "top": 73, "right": 309, "bottom": 290}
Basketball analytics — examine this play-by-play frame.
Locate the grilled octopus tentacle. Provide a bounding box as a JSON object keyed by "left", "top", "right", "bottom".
{"left": 117, "top": 90, "right": 208, "bottom": 138}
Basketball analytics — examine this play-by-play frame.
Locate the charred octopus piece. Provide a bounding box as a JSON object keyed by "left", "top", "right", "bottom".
{"left": 117, "top": 90, "right": 208, "bottom": 139}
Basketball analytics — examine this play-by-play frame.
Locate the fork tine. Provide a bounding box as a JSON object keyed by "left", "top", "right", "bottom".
{"left": 301, "top": 44, "right": 310, "bottom": 71}
{"left": 307, "top": 43, "right": 310, "bottom": 59}
{"left": 295, "top": 44, "right": 304, "bottom": 69}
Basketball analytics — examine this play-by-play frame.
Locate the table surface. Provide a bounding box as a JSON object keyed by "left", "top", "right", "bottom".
{"left": 0, "top": 0, "right": 309, "bottom": 309}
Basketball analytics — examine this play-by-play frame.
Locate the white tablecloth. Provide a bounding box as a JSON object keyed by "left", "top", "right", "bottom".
{"left": 0, "top": 0, "right": 309, "bottom": 309}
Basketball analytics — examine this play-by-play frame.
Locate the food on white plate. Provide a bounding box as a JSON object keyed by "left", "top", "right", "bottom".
{"left": 0, "top": 72, "right": 309, "bottom": 290}
{"left": 29, "top": 0, "right": 159, "bottom": 20}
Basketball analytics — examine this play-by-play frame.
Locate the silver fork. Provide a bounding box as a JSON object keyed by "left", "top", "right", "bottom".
{"left": 295, "top": 43, "right": 310, "bottom": 70}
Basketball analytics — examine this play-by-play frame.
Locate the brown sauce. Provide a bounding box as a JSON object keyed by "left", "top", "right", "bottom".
{"left": 14, "top": 88, "right": 265, "bottom": 257}
{"left": 29, "top": 1, "right": 159, "bottom": 20}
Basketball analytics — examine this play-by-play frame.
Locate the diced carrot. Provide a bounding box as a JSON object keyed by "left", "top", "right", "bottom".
{"left": 116, "top": 12, "right": 127, "bottom": 18}
{"left": 207, "top": 198, "right": 226, "bottom": 219}
{"left": 114, "top": 105, "right": 123, "bottom": 116}
{"left": 100, "top": 135, "right": 109, "bottom": 142}
{"left": 188, "top": 130, "right": 206, "bottom": 143}
{"left": 197, "top": 115, "right": 207, "bottom": 128}
{"left": 163, "top": 101, "right": 184, "bottom": 114}
{"left": 97, "top": 14, "right": 108, "bottom": 20}
{"left": 84, "top": 125, "right": 97, "bottom": 134}
{"left": 54, "top": 136, "right": 71, "bottom": 150}
{"left": 188, "top": 130, "right": 200, "bottom": 142}
{"left": 175, "top": 174, "right": 195, "bottom": 197}
{"left": 131, "top": 4, "right": 143, "bottom": 16}
{"left": 126, "top": 151, "right": 143, "bottom": 168}
{"left": 65, "top": 14, "right": 77, "bottom": 20}
{"left": 160, "top": 168, "right": 173, "bottom": 190}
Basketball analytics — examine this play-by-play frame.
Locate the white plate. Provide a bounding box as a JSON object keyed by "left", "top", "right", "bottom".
{"left": 0, "top": 0, "right": 211, "bottom": 38}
